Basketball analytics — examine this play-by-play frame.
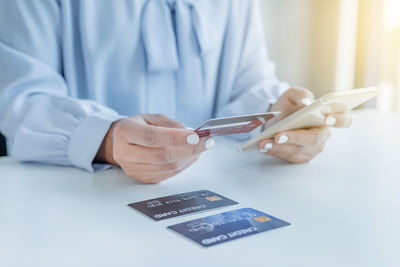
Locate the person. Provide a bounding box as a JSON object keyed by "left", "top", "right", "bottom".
{"left": 0, "top": 0, "right": 351, "bottom": 184}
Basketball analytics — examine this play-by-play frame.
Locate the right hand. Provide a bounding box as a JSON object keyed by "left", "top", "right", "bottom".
{"left": 95, "top": 114, "right": 214, "bottom": 184}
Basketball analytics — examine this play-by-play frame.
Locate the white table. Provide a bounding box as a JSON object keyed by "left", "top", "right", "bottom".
{"left": 1, "top": 111, "right": 399, "bottom": 267}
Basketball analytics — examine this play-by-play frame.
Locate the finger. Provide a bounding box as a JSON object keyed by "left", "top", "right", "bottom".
{"left": 116, "top": 118, "right": 199, "bottom": 147}
{"left": 263, "top": 142, "right": 324, "bottom": 156}
{"left": 115, "top": 138, "right": 210, "bottom": 164}
{"left": 144, "top": 156, "right": 198, "bottom": 184}
{"left": 141, "top": 114, "right": 185, "bottom": 128}
{"left": 259, "top": 142, "right": 324, "bottom": 163}
{"left": 285, "top": 87, "right": 315, "bottom": 106}
{"left": 324, "top": 111, "right": 352, "bottom": 128}
{"left": 258, "top": 139, "right": 274, "bottom": 152}
{"left": 270, "top": 150, "right": 314, "bottom": 164}
{"left": 124, "top": 155, "right": 198, "bottom": 175}
{"left": 271, "top": 126, "right": 331, "bottom": 146}
{"left": 259, "top": 141, "right": 299, "bottom": 155}
{"left": 129, "top": 156, "right": 199, "bottom": 184}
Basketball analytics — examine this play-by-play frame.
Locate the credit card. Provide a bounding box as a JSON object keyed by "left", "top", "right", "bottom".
{"left": 194, "top": 112, "right": 280, "bottom": 138}
{"left": 128, "top": 190, "right": 238, "bottom": 221}
{"left": 167, "top": 208, "right": 290, "bottom": 247}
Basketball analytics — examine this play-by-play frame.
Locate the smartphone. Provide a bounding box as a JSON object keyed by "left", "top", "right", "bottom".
{"left": 238, "top": 87, "right": 380, "bottom": 152}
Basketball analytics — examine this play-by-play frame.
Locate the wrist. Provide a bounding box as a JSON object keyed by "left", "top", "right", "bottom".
{"left": 95, "top": 120, "right": 119, "bottom": 165}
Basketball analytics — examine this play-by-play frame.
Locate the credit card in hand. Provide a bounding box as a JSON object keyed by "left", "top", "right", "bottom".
{"left": 195, "top": 112, "right": 280, "bottom": 138}
{"left": 128, "top": 190, "right": 238, "bottom": 221}
{"left": 167, "top": 208, "right": 290, "bottom": 247}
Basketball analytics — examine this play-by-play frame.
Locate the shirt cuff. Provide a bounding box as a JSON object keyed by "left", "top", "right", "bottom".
{"left": 67, "top": 112, "right": 125, "bottom": 172}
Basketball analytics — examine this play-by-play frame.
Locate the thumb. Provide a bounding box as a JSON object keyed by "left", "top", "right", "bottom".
{"left": 141, "top": 114, "right": 186, "bottom": 129}
{"left": 286, "top": 87, "right": 315, "bottom": 106}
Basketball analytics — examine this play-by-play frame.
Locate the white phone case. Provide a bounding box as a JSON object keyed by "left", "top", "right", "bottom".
{"left": 238, "top": 87, "right": 379, "bottom": 152}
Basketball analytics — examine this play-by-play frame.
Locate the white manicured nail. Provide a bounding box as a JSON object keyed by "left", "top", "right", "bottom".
{"left": 187, "top": 134, "right": 199, "bottom": 145}
{"left": 325, "top": 116, "right": 336, "bottom": 126}
{"left": 301, "top": 98, "right": 312, "bottom": 106}
{"left": 277, "top": 135, "right": 288, "bottom": 144}
{"left": 205, "top": 138, "right": 215, "bottom": 150}
{"left": 260, "top": 143, "right": 273, "bottom": 153}
{"left": 185, "top": 126, "right": 194, "bottom": 131}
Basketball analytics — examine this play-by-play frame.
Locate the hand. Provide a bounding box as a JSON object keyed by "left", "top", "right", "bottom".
{"left": 258, "top": 87, "right": 351, "bottom": 163}
{"left": 95, "top": 114, "right": 214, "bottom": 184}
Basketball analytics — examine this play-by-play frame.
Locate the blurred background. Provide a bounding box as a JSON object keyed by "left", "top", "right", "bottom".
{"left": 260, "top": 0, "right": 400, "bottom": 112}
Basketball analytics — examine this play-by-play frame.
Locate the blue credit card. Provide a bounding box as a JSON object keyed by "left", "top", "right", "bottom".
{"left": 167, "top": 208, "right": 290, "bottom": 247}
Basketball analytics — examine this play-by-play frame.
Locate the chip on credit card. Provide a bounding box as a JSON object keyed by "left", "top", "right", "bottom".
{"left": 167, "top": 208, "right": 290, "bottom": 247}
{"left": 195, "top": 112, "right": 280, "bottom": 138}
{"left": 128, "top": 190, "right": 238, "bottom": 221}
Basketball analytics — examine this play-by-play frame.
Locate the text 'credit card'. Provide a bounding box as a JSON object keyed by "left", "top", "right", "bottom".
{"left": 167, "top": 207, "right": 290, "bottom": 247}
{"left": 128, "top": 190, "right": 238, "bottom": 221}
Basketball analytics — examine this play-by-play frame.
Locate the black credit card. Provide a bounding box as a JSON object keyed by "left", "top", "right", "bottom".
{"left": 128, "top": 190, "right": 238, "bottom": 221}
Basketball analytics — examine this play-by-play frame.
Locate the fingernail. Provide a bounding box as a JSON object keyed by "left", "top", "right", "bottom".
{"left": 187, "top": 134, "right": 199, "bottom": 145}
{"left": 301, "top": 98, "right": 312, "bottom": 106}
{"left": 325, "top": 116, "right": 336, "bottom": 126}
{"left": 277, "top": 134, "right": 288, "bottom": 144}
{"left": 321, "top": 106, "right": 332, "bottom": 114}
{"left": 205, "top": 138, "right": 215, "bottom": 150}
{"left": 185, "top": 126, "right": 194, "bottom": 131}
{"left": 260, "top": 142, "right": 273, "bottom": 153}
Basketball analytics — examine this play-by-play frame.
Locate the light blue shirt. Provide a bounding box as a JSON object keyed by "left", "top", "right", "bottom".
{"left": 0, "top": 0, "right": 289, "bottom": 172}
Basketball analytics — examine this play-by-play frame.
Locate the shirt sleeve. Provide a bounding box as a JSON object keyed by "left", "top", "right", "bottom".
{"left": 0, "top": 0, "right": 123, "bottom": 172}
{"left": 216, "top": 0, "right": 290, "bottom": 140}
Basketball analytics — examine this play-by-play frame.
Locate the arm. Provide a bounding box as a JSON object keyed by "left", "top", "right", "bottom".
{"left": 217, "top": 0, "right": 351, "bottom": 163}
{"left": 0, "top": 0, "right": 121, "bottom": 171}
{"left": 0, "top": 1, "right": 212, "bottom": 182}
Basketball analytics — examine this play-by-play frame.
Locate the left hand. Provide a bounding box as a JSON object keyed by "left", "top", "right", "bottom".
{"left": 258, "top": 87, "right": 352, "bottom": 163}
